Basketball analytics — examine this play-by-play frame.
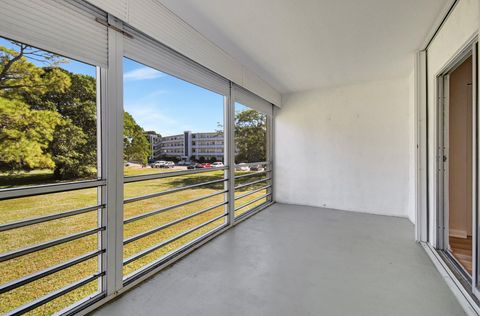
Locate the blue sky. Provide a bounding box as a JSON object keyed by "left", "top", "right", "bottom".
{"left": 123, "top": 58, "right": 224, "bottom": 136}
{"left": 0, "top": 38, "right": 96, "bottom": 77}
{"left": 0, "top": 37, "right": 229, "bottom": 136}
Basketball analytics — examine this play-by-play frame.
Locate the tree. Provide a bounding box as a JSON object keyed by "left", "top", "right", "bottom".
{"left": 0, "top": 42, "right": 70, "bottom": 100}
{"left": 235, "top": 109, "right": 267, "bottom": 163}
{"left": 0, "top": 97, "right": 61, "bottom": 172}
{"left": 0, "top": 41, "right": 84, "bottom": 179}
{"left": 41, "top": 71, "right": 98, "bottom": 178}
{"left": 48, "top": 119, "right": 94, "bottom": 179}
{"left": 124, "top": 112, "right": 151, "bottom": 165}
{"left": 0, "top": 40, "right": 152, "bottom": 177}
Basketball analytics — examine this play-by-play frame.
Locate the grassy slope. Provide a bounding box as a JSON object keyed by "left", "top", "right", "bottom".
{"left": 0, "top": 167, "right": 268, "bottom": 315}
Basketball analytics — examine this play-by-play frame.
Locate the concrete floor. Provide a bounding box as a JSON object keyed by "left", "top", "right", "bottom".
{"left": 93, "top": 204, "right": 465, "bottom": 316}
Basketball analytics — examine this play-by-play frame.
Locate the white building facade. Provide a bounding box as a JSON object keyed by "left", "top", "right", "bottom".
{"left": 157, "top": 131, "right": 224, "bottom": 161}
{"left": 145, "top": 131, "right": 161, "bottom": 161}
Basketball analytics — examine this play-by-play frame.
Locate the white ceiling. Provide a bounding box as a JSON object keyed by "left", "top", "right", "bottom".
{"left": 158, "top": 0, "right": 450, "bottom": 93}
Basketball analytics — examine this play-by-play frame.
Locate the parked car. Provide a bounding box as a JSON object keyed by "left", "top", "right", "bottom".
{"left": 212, "top": 162, "right": 224, "bottom": 168}
{"left": 152, "top": 161, "right": 166, "bottom": 168}
{"left": 236, "top": 163, "right": 250, "bottom": 172}
{"left": 187, "top": 163, "right": 201, "bottom": 169}
{"left": 250, "top": 164, "right": 265, "bottom": 172}
{"left": 197, "top": 163, "right": 212, "bottom": 169}
{"left": 163, "top": 161, "right": 175, "bottom": 168}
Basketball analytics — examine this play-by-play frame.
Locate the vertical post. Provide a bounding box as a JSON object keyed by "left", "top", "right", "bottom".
{"left": 416, "top": 50, "right": 430, "bottom": 243}
{"left": 472, "top": 41, "right": 479, "bottom": 297}
{"left": 435, "top": 74, "right": 445, "bottom": 250}
{"left": 266, "top": 107, "right": 274, "bottom": 203}
{"left": 98, "top": 65, "right": 106, "bottom": 295}
{"left": 415, "top": 50, "right": 429, "bottom": 242}
{"left": 225, "top": 83, "right": 236, "bottom": 225}
{"left": 104, "top": 14, "right": 124, "bottom": 295}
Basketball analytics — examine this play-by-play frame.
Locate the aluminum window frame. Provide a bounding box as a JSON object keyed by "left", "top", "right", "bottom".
{"left": 232, "top": 97, "right": 274, "bottom": 220}
{"left": 0, "top": 38, "right": 108, "bottom": 316}
{"left": 120, "top": 44, "right": 231, "bottom": 280}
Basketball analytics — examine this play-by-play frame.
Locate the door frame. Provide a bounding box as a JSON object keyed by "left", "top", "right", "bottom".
{"left": 435, "top": 38, "right": 479, "bottom": 296}
{"left": 436, "top": 73, "right": 450, "bottom": 252}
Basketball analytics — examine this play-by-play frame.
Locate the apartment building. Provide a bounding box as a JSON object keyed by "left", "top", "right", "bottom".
{"left": 157, "top": 131, "right": 224, "bottom": 161}
{"left": 144, "top": 131, "right": 161, "bottom": 160}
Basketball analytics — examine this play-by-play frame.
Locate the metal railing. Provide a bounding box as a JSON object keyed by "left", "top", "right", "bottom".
{"left": 124, "top": 166, "right": 226, "bottom": 184}
{"left": 233, "top": 162, "right": 272, "bottom": 219}
{"left": 0, "top": 180, "right": 106, "bottom": 316}
{"left": 235, "top": 185, "right": 271, "bottom": 201}
{"left": 124, "top": 201, "right": 227, "bottom": 245}
{"left": 234, "top": 193, "right": 272, "bottom": 212}
{"left": 123, "top": 213, "right": 227, "bottom": 266}
{"left": 235, "top": 177, "right": 271, "bottom": 190}
{"left": 6, "top": 272, "right": 105, "bottom": 316}
{"left": 234, "top": 161, "right": 269, "bottom": 168}
{"left": 0, "top": 226, "right": 104, "bottom": 263}
{"left": 0, "top": 205, "right": 102, "bottom": 232}
{"left": 0, "top": 249, "right": 104, "bottom": 294}
{"left": 234, "top": 170, "right": 269, "bottom": 180}
{"left": 122, "top": 167, "right": 229, "bottom": 278}
{"left": 0, "top": 179, "right": 105, "bottom": 200}
{"left": 1, "top": 162, "right": 272, "bottom": 314}
{"left": 124, "top": 190, "right": 227, "bottom": 224}
{"left": 124, "top": 178, "right": 227, "bottom": 204}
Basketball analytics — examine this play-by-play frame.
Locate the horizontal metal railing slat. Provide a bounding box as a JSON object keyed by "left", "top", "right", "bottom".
{"left": 123, "top": 213, "right": 226, "bottom": 266}
{"left": 124, "top": 201, "right": 227, "bottom": 245}
{"left": 124, "top": 178, "right": 227, "bottom": 204}
{"left": 124, "top": 166, "right": 227, "bottom": 183}
{"left": 0, "top": 205, "right": 102, "bottom": 232}
{"left": 235, "top": 185, "right": 272, "bottom": 201}
{"left": 0, "top": 179, "right": 105, "bottom": 201}
{"left": 0, "top": 250, "right": 104, "bottom": 294}
{"left": 6, "top": 272, "right": 104, "bottom": 316}
{"left": 234, "top": 177, "right": 271, "bottom": 190}
{"left": 124, "top": 190, "right": 227, "bottom": 224}
{"left": 234, "top": 161, "right": 269, "bottom": 168}
{"left": 234, "top": 170, "right": 269, "bottom": 180}
{"left": 234, "top": 193, "right": 271, "bottom": 212}
{"left": 0, "top": 227, "right": 104, "bottom": 263}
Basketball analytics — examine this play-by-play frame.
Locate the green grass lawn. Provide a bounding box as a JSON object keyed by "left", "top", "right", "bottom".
{"left": 0, "top": 167, "right": 269, "bottom": 315}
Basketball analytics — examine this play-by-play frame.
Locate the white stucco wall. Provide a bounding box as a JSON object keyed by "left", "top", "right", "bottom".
{"left": 425, "top": 0, "right": 479, "bottom": 243}
{"left": 275, "top": 77, "right": 413, "bottom": 220}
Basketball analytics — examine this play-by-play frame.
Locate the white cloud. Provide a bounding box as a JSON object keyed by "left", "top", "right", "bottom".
{"left": 123, "top": 67, "right": 165, "bottom": 81}
{"left": 124, "top": 91, "right": 192, "bottom": 136}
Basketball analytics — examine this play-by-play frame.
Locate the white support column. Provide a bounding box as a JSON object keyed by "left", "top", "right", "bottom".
{"left": 225, "top": 83, "right": 236, "bottom": 225}
{"left": 416, "top": 50, "right": 429, "bottom": 242}
{"left": 266, "top": 109, "right": 274, "bottom": 203}
{"left": 104, "top": 14, "right": 124, "bottom": 295}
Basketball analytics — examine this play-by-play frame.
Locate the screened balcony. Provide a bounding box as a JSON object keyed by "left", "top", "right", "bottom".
{"left": 0, "top": 0, "right": 478, "bottom": 315}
